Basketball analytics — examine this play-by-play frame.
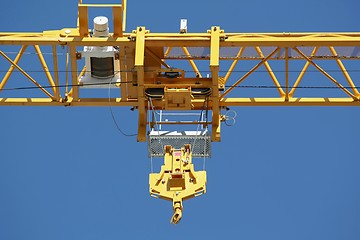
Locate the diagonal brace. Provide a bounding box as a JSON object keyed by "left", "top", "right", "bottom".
{"left": 293, "top": 47, "right": 357, "bottom": 99}
{"left": 0, "top": 46, "right": 28, "bottom": 93}
{"left": 0, "top": 50, "right": 54, "bottom": 99}
{"left": 221, "top": 47, "right": 280, "bottom": 98}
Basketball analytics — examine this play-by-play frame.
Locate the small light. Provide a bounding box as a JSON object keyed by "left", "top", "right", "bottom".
{"left": 180, "top": 19, "right": 187, "bottom": 33}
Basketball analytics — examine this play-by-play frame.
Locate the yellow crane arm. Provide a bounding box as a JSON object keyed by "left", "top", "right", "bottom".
{"left": 1, "top": 1, "right": 360, "bottom": 224}
{"left": 1, "top": 11, "right": 360, "bottom": 140}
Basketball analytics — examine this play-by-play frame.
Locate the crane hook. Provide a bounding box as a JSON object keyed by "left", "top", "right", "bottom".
{"left": 149, "top": 144, "right": 207, "bottom": 224}
{"left": 171, "top": 202, "right": 183, "bottom": 224}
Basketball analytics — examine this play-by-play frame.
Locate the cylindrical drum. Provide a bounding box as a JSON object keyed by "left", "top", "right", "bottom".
{"left": 93, "top": 16, "right": 109, "bottom": 37}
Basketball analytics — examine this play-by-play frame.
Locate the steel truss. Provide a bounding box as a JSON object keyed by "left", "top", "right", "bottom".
{"left": 1, "top": 2, "right": 360, "bottom": 141}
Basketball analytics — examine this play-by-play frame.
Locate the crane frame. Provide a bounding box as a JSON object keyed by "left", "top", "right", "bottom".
{"left": 1, "top": 1, "right": 360, "bottom": 142}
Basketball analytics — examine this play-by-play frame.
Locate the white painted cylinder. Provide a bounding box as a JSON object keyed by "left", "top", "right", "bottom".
{"left": 93, "top": 16, "right": 109, "bottom": 37}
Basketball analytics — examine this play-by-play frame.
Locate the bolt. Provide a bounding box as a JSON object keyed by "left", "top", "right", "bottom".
{"left": 75, "top": 52, "right": 82, "bottom": 60}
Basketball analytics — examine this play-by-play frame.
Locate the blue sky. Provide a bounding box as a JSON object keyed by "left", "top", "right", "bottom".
{"left": 1, "top": 0, "right": 360, "bottom": 240}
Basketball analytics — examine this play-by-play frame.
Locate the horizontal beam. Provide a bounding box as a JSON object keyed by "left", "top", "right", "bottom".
{"left": 1, "top": 97, "right": 359, "bottom": 107}
{"left": 78, "top": 3, "right": 122, "bottom": 7}
{"left": 220, "top": 98, "right": 360, "bottom": 106}
{"left": 2, "top": 32, "right": 360, "bottom": 47}
{"left": 0, "top": 98, "right": 137, "bottom": 106}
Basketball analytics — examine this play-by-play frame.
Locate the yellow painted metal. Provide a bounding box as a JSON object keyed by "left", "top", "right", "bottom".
{"left": 209, "top": 27, "right": 221, "bottom": 66}
{"left": 289, "top": 47, "right": 318, "bottom": 98}
{"left": 210, "top": 27, "right": 221, "bottom": 141}
{"left": 0, "top": 33, "right": 360, "bottom": 106}
{"left": 78, "top": 65, "right": 86, "bottom": 82}
{"left": 34, "top": 45, "right": 56, "bottom": 96}
{"left": 0, "top": 1, "right": 359, "bottom": 140}
{"left": 122, "top": 0, "right": 127, "bottom": 32}
{"left": 52, "top": 45, "right": 60, "bottom": 101}
{"left": 220, "top": 98, "right": 360, "bottom": 106}
{"left": 293, "top": 47, "right": 357, "bottom": 100}
{"left": 123, "top": 45, "right": 137, "bottom": 99}
{"left": 147, "top": 121, "right": 211, "bottom": 125}
{"left": 1, "top": 97, "right": 359, "bottom": 107}
{"left": 0, "top": 50, "right": 54, "bottom": 99}
{"left": 149, "top": 144, "right": 206, "bottom": 224}
{"left": 223, "top": 47, "right": 244, "bottom": 84}
{"left": 0, "top": 98, "right": 60, "bottom": 106}
{"left": 164, "top": 47, "right": 173, "bottom": 57}
{"left": 144, "top": 78, "right": 211, "bottom": 88}
{"left": 3, "top": 32, "right": 360, "bottom": 47}
{"left": 164, "top": 87, "right": 194, "bottom": 110}
{"left": 181, "top": 47, "right": 202, "bottom": 77}
{"left": 285, "top": 47, "right": 289, "bottom": 101}
{"left": 154, "top": 68, "right": 185, "bottom": 78}
{"left": 145, "top": 48, "right": 170, "bottom": 68}
{"left": 329, "top": 46, "right": 360, "bottom": 97}
{"left": 2, "top": 2, "right": 359, "bottom": 223}
{"left": 255, "top": 46, "right": 285, "bottom": 98}
{"left": 69, "top": 45, "right": 79, "bottom": 102}
{"left": 78, "top": 5, "right": 89, "bottom": 37}
{"left": 0, "top": 45, "right": 27, "bottom": 92}
{"left": 134, "top": 27, "right": 146, "bottom": 66}
{"left": 134, "top": 27, "right": 147, "bottom": 142}
{"left": 78, "top": 3, "right": 125, "bottom": 37}
{"left": 118, "top": 45, "right": 128, "bottom": 100}
{"left": 112, "top": 5, "right": 123, "bottom": 37}
{"left": 221, "top": 47, "right": 280, "bottom": 98}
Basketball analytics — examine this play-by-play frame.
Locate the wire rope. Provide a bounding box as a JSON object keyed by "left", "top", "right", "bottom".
{"left": 0, "top": 81, "right": 132, "bottom": 91}
{"left": 6, "top": 79, "right": 353, "bottom": 96}
{"left": 148, "top": 97, "right": 167, "bottom": 173}
{"left": 2, "top": 69, "right": 360, "bottom": 74}
{"left": 107, "top": 73, "right": 137, "bottom": 137}
{"left": 191, "top": 96, "right": 209, "bottom": 154}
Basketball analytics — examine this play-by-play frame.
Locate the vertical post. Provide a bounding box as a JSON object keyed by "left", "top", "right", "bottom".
{"left": 210, "top": 26, "right": 221, "bottom": 142}
{"left": 70, "top": 45, "right": 79, "bottom": 102}
{"left": 78, "top": 4, "right": 89, "bottom": 37}
{"left": 119, "top": 46, "right": 127, "bottom": 101}
{"left": 135, "top": 27, "right": 147, "bottom": 142}
{"left": 52, "top": 45, "right": 60, "bottom": 101}
{"left": 112, "top": 5, "right": 123, "bottom": 37}
{"left": 122, "top": 0, "right": 127, "bottom": 32}
{"left": 285, "top": 47, "right": 289, "bottom": 101}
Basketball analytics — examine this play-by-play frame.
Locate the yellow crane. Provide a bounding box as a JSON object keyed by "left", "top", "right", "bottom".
{"left": 1, "top": 0, "right": 359, "bottom": 223}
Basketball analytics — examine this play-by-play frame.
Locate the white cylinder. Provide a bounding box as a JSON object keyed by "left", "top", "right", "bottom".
{"left": 93, "top": 16, "right": 109, "bottom": 37}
